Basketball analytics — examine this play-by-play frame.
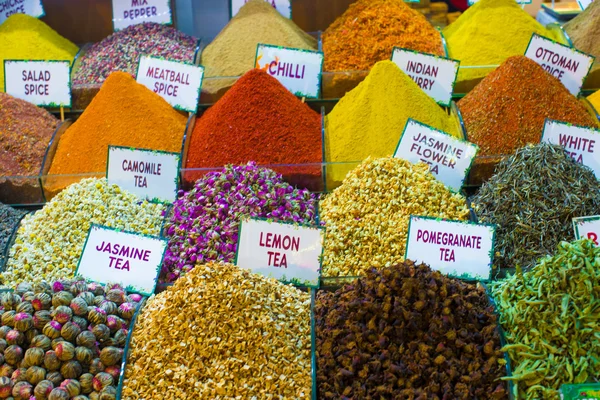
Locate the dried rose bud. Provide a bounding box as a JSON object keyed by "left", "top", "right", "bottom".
{"left": 43, "top": 321, "right": 62, "bottom": 339}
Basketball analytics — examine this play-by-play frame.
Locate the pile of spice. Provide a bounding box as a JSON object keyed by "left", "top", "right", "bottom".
{"left": 443, "top": 0, "right": 563, "bottom": 81}
{"left": 472, "top": 143, "right": 600, "bottom": 273}
{"left": 3, "top": 178, "right": 164, "bottom": 287}
{"left": 0, "top": 14, "right": 78, "bottom": 91}
{"left": 320, "top": 157, "right": 469, "bottom": 277}
{"left": 162, "top": 163, "right": 317, "bottom": 283}
{"left": 323, "top": 0, "right": 444, "bottom": 72}
{"left": 72, "top": 23, "right": 197, "bottom": 85}
{"left": 565, "top": 0, "right": 600, "bottom": 75}
{"left": 122, "top": 262, "right": 311, "bottom": 399}
{"left": 0, "top": 280, "right": 141, "bottom": 400}
{"left": 590, "top": 89, "right": 600, "bottom": 110}
{"left": 0, "top": 203, "right": 25, "bottom": 267}
{"left": 316, "top": 261, "right": 508, "bottom": 398}
{"left": 490, "top": 239, "right": 600, "bottom": 399}
{"left": 186, "top": 69, "right": 322, "bottom": 185}
{"left": 325, "top": 60, "right": 460, "bottom": 183}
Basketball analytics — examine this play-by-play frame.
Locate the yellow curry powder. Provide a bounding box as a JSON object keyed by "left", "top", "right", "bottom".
{"left": 0, "top": 14, "right": 78, "bottom": 92}
{"left": 589, "top": 90, "right": 600, "bottom": 112}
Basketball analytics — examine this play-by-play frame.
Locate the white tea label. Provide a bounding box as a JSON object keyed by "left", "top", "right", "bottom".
{"left": 255, "top": 44, "right": 324, "bottom": 99}
{"left": 112, "top": 0, "right": 172, "bottom": 31}
{"left": 76, "top": 225, "right": 167, "bottom": 296}
{"left": 391, "top": 48, "right": 459, "bottom": 106}
{"left": 107, "top": 146, "right": 180, "bottom": 203}
{"left": 405, "top": 216, "right": 496, "bottom": 280}
{"left": 235, "top": 219, "right": 324, "bottom": 287}
{"left": 231, "top": 0, "right": 291, "bottom": 18}
{"left": 525, "top": 34, "right": 594, "bottom": 95}
{"left": 4, "top": 60, "right": 71, "bottom": 107}
{"left": 573, "top": 216, "right": 600, "bottom": 246}
{"left": 136, "top": 56, "right": 204, "bottom": 113}
{"left": 394, "top": 119, "right": 478, "bottom": 192}
{"left": 0, "top": 0, "right": 44, "bottom": 23}
{"left": 542, "top": 119, "right": 600, "bottom": 179}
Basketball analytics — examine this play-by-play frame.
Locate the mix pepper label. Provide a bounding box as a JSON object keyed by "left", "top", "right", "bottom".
{"left": 573, "top": 215, "right": 600, "bottom": 245}
{"left": 112, "top": 0, "right": 172, "bottom": 31}
{"left": 3, "top": 60, "right": 71, "bottom": 107}
{"left": 235, "top": 218, "right": 323, "bottom": 287}
{"left": 231, "top": 0, "right": 291, "bottom": 18}
{"left": 0, "top": 0, "right": 44, "bottom": 23}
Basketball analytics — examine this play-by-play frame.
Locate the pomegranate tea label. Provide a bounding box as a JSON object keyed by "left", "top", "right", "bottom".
{"left": 573, "top": 215, "right": 600, "bottom": 245}
{"left": 391, "top": 48, "right": 459, "bottom": 106}
{"left": 112, "top": 0, "right": 172, "bottom": 31}
{"left": 231, "top": 0, "right": 291, "bottom": 18}
{"left": 255, "top": 43, "right": 324, "bottom": 99}
{"left": 76, "top": 225, "right": 167, "bottom": 296}
{"left": 235, "top": 218, "right": 324, "bottom": 287}
{"left": 405, "top": 216, "right": 496, "bottom": 280}
{"left": 4, "top": 60, "right": 71, "bottom": 107}
{"left": 525, "top": 34, "right": 594, "bottom": 96}
{"left": 0, "top": 0, "right": 44, "bottom": 23}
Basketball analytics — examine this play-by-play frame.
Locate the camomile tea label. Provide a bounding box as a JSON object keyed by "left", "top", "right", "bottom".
{"left": 231, "top": 0, "right": 291, "bottom": 18}
{"left": 255, "top": 43, "right": 324, "bottom": 99}
{"left": 0, "top": 0, "right": 44, "bottom": 23}
{"left": 525, "top": 34, "right": 594, "bottom": 96}
{"left": 235, "top": 218, "right": 324, "bottom": 287}
{"left": 393, "top": 119, "right": 478, "bottom": 192}
{"left": 405, "top": 216, "right": 496, "bottom": 280}
{"left": 76, "top": 225, "right": 167, "bottom": 296}
{"left": 560, "top": 383, "right": 600, "bottom": 399}
{"left": 4, "top": 60, "right": 71, "bottom": 107}
{"left": 391, "top": 48, "right": 459, "bottom": 106}
{"left": 572, "top": 215, "right": 600, "bottom": 246}
{"left": 112, "top": 0, "right": 172, "bottom": 31}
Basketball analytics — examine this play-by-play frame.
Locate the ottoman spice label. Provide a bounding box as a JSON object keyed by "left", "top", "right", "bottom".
{"left": 4, "top": 60, "right": 71, "bottom": 107}
{"left": 0, "top": 0, "right": 44, "bottom": 23}
{"left": 112, "top": 0, "right": 172, "bottom": 31}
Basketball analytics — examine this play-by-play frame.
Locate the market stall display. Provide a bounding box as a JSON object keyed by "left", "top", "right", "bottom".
{"left": 564, "top": 0, "right": 600, "bottom": 91}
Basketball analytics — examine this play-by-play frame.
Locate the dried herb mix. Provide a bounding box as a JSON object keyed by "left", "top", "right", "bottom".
{"left": 472, "top": 143, "right": 600, "bottom": 273}
{"left": 316, "top": 261, "right": 508, "bottom": 399}
{"left": 564, "top": 0, "right": 600, "bottom": 74}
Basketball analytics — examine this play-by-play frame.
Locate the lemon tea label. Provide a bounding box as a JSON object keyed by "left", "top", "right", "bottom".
{"left": 525, "top": 34, "right": 594, "bottom": 96}
{"left": 235, "top": 218, "right": 324, "bottom": 287}
{"left": 405, "top": 216, "right": 496, "bottom": 280}
{"left": 560, "top": 383, "right": 600, "bottom": 399}
{"left": 4, "top": 60, "right": 71, "bottom": 107}
{"left": 573, "top": 216, "right": 600, "bottom": 245}
{"left": 231, "top": 0, "right": 291, "bottom": 18}
{"left": 255, "top": 44, "right": 324, "bottom": 99}
{"left": 112, "top": 0, "right": 172, "bottom": 31}
{"left": 0, "top": 0, "right": 44, "bottom": 23}
{"left": 394, "top": 119, "right": 478, "bottom": 192}
{"left": 76, "top": 225, "right": 167, "bottom": 296}
{"left": 391, "top": 48, "right": 459, "bottom": 106}
{"left": 107, "top": 146, "right": 180, "bottom": 203}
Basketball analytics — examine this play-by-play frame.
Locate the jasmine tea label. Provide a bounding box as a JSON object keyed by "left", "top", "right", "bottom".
{"left": 231, "top": 0, "right": 291, "bottom": 18}
{"left": 112, "top": 0, "right": 172, "bottom": 31}
{"left": 391, "top": 48, "right": 459, "bottom": 106}
{"left": 405, "top": 216, "right": 496, "bottom": 280}
{"left": 573, "top": 215, "right": 600, "bottom": 245}
{"left": 4, "top": 60, "right": 71, "bottom": 107}
{"left": 107, "top": 146, "right": 180, "bottom": 203}
{"left": 235, "top": 218, "right": 324, "bottom": 287}
{"left": 255, "top": 44, "right": 324, "bottom": 99}
{"left": 76, "top": 225, "right": 167, "bottom": 296}
{"left": 0, "top": 0, "right": 44, "bottom": 23}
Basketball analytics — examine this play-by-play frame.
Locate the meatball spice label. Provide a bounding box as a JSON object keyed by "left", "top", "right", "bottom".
{"left": 76, "top": 224, "right": 167, "bottom": 296}
{"left": 0, "top": 0, "right": 44, "bottom": 23}
{"left": 231, "top": 0, "right": 292, "bottom": 18}
{"left": 391, "top": 48, "right": 460, "bottom": 106}
{"left": 136, "top": 55, "right": 204, "bottom": 113}
{"left": 542, "top": 119, "right": 600, "bottom": 178}
{"left": 525, "top": 34, "right": 595, "bottom": 95}
{"left": 255, "top": 44, "right": 324, "bottom": 99}
{"left": 573, "top": 215, "right": 600, "bottom": 245}
{"left": 405, "top": 216, "right": 496, "bottom": 280}
{"left": 235, "top": 218, "right": 324, "bottom": 287}
{"left": 112, "top": 0, "right": 172, "bottom": 31}
{"left": 107, "top": 146, "right": 180, "bottom": 203}
{"left": 3, "top": 60, "right": 71, "bottom": 107}
{"left": 393, "top": 119, "right": 478, "bottom": 191}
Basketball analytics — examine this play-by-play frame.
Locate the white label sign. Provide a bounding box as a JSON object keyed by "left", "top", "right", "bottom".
{"left": 405, "top": 216, "right": 496, "bottom": 280}
{"left": 112, "top": 0, "right": 172, "bottom": 31}
{"left": 394, "top": 119, "right": 478, "bottom": 192}
{"left": 76, "top": 225, "right": 167, "bottom": 296}
{"left": 235, "top": 219, "right": 324, "bottom": 287}
{"left": 231, "top": 0, "right": 291, "bottom": 18}
{"left": 573, "top": 216, "right": 600, "bottom": 245}
{"left": 391, "top": 48, "right": 459, "bottom": 106}
{"left": 107, "top": 146, "right": 180, "bottom": 203}
{"left": 4, "top": 61, "right": 71, "bottom": 107}
{"left": 577, "top": 0, "right": 593, "bottom": 10}
{"left": 136, "top": 56, "right": 204, "bottom": 113}
{"left": 0, "top": 0, "right": 44, "bottom": 23}
{"left": 255, "top": 44, "right": 324, "bottom": 99}
{"left": 541, "top": 120, "right": 600, "bottom": 179}
{"left": 525, "top": 34, "right": 595, "bottom": 96}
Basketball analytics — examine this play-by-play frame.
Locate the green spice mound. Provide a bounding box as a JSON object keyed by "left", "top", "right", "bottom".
{"left": 316, "top": 261, "right": 508, "bottom": 399}
{"left": 472, "top": 143, "right": 600, "bottom": 273}
{"left": 490, "top": 239, "right": 600, "bottom": 400}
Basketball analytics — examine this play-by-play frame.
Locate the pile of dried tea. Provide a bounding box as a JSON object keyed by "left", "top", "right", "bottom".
{"left": 320, "top": 157, "right": 469, "bottom": 277}
{"left": 0, "top": 203, "right": 25, "bottom": 267}
{"left": 472, "top": 143, "right": 600, "bottom": 273}
{"left": 316, "top": 261, "right": 508, "bottom": 398}
{"left": 491, "top": 239, "right": 600, "bottom": 399}
{"left": 122, "top": 262, "right": 311, "bottom": 399}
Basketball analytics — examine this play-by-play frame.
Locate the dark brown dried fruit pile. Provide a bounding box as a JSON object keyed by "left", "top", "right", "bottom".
{"left": 315, "top": 261, "right": 508, "bottom": 399}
